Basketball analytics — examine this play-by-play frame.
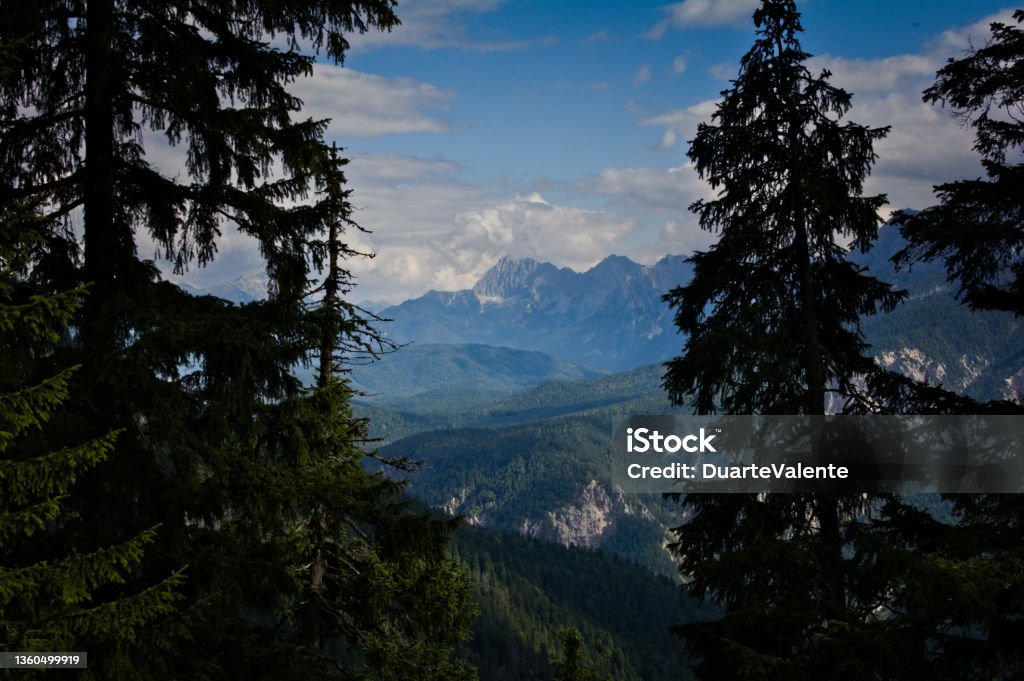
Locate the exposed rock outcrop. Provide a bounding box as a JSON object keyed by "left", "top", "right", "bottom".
{"left": 541, "top": 480, "right": 629, "bottom": 549}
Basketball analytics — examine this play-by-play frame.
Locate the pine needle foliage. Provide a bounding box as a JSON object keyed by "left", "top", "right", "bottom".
{"left": 276, "top": 148, "right": 477, "bottom": 680}
{"left": 662, "top": 0, "right": 901, "bottom": 417}
{"left": 0, "top": 207, "right": 183, "bottom": 679}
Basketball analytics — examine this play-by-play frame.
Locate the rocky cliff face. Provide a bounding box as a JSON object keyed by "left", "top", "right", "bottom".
{"left": 1005, "top": 367, "right": 1024, "bottom": 402}
{"left": 445, "top": 479, "right": 635, "bottom": 550}
{"left": 462, "top": 480, "right": 644, "bottom": 550}
{"left": 874, "top": 346, "right": 1024, "bottom": 402}
{"left": 540, "top": 480, "right": 629, "bottom": 549}
{"left": 876, "top": 347, "right": 951, "bottom": 386}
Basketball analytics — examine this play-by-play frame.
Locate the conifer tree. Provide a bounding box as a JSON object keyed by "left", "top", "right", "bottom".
{"left": 885, "top": 12, "right": 1024, "bottom": 678}
{"left": 893, "top": 10, "right": 1024, "bottom": 316}
{"left": 278, "top": 146, "right": 476, "bottom": 679}
{"left": 661, "top": 2, "right": 915, "bottom": 679}
{"left": 550, "top": 627, "right": 603, "bottom": 681}
{"left": 0, "top": 206, "right": 182, "bottom": 678}
{"left": 0, "top": 3, "right": 476, "bottom": 678}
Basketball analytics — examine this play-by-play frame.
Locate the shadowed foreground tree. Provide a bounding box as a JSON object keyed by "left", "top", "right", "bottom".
{"left": 894, "top": 10, "right": 1024, "bottom": 316}
{"left": 283, "top": 149, "right": 476, "bottom": 680}
{"left": 887, "top": 11, "right": 1024, "bottom": 678}
{"left": 0, "top": 207, "right": 183, "bottom": 678}
{"left": 660, "top": 2, "right": 941, "bottom": 679}
{"left": 0, "top": 3, "right": 476, "bottom": 678}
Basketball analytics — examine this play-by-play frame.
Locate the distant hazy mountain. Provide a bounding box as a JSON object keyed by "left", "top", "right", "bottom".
{"left": 179, "top": 274, "right": 268, "bottom": 303}
{"left": 349, "top": 343, "right": 604, "bottom": 409}
{"left": 377, "top": 254, "right": 691, "bottom": 371}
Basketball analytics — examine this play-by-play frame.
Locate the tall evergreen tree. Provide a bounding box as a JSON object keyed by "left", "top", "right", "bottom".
{"left": 549, "top": 627, "right": 605, "bottom": 681}
{"left": 885, "top": 12, "right": 1024, "bottom": 678}
{"left": 893, "top": 10, "right": 1024, "bottom": 316}
{"left": 0, "top": 206, "right": 182, "bottom": 678}
{"left": 0, "top": 3, "right": 475, "bottom": 678}
{"left": 280, "top": 146, "right": 476, "bottom": 680}
{"left": 661, "top": 2, "right": 916, "bottom": 679}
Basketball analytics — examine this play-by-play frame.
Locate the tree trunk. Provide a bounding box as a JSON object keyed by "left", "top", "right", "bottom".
{"left": 83, "top": 0, "right": 115, "bottom": 355}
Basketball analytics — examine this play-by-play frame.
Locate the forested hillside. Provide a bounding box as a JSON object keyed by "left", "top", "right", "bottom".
{"left": 455, "top": 525, "right": 705, "bottom": 681}
{"left": 356, "top": 363, "right": 669, "bottom": 443}
{"left": 856, "top": 226, "right": 1024, "bottom": 400}
{"left": 362, "top": 368, "right": 682, "bottom": 576}
{"left": 349, "top": 343, "right": 605, "bottom": 411}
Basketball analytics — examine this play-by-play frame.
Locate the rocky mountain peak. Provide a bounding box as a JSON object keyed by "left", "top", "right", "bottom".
{"left": 589, "top": 254, "right": 636, "bottom": 275}
{"left": 472, "top": 255, "right": 544, "bottom": 298}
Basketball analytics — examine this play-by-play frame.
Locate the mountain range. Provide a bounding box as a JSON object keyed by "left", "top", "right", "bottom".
{"left": 185, "top": 228, "right": 1024, "bottom": 566}
{"left": 375, "top": 253, "right": 691, "bottom": 371}
{"left": 186, "top": 224, "right": 1024, "bottom": 405}
{"left": 362, "top": 225, "right": 1024, "bottom": 404}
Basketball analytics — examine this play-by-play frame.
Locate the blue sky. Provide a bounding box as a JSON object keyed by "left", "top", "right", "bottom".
{"left": 169, "top": 0, "right": 1018, "bottom": 303}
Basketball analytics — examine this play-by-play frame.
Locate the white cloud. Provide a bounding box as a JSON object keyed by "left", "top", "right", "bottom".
{"left": 577, "top": 165, "right": 712, "bottom": 212}
{"left": 806, "top": 13, "right": 1018, "bottom": 214}
{"left": 445, "top": 193, "right": 639, "bottom": 277}
{"left": 346, "top": 0, "right": 558, "bottom": 53}
{"left": 672, "top": 55, "right": 688, "bottom": 75}
{"left": 809, "top": 54, "right": 938, "bottom": 94}
{"left": 809, "top": 8, "right": 1018, "bottom": 97}
{"left": 658, "top": 128, "right": 678, "bottom": 150}
{"left": 293, "top": 64, "right": 454, "bottom": 138}
{"left": 641, "top": 98, "right": 719, "bottom": 139}
{"left": 857, "top": 93, "right": 981, "bottom": 216}
{"left": 660, "top": 218, "right": 712, "bottom": 253}
{"left": 583, "top": 30, "right": 610, "bottom": 44}
{"left": 633, "top": 65, "right": 652, "bottom": 85}
{"left": 649, "top": 0, "right": 759, "bottom": 37}
{"left": 622, "top": 217, "right": 714, "bottom": 267}
{"left": 341, "top": 153, "right": 493, "bottom": 298}
{"left": 169, "top": 152, "right": 490, "bottom": 303}
{"left": 149, "top": 154, "right": 650, "bottom": 304}
{"left": 339, "top": 163, "right": 646, "bottom": 302}
{"left": 334, "top": 192, "right": 641, "bottom": 300}
{"left": 641, "top": 10, "right": 1019, "bottom": 217}
{"left": 931, "top": 8, "right": 1020, "bottom": 56}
